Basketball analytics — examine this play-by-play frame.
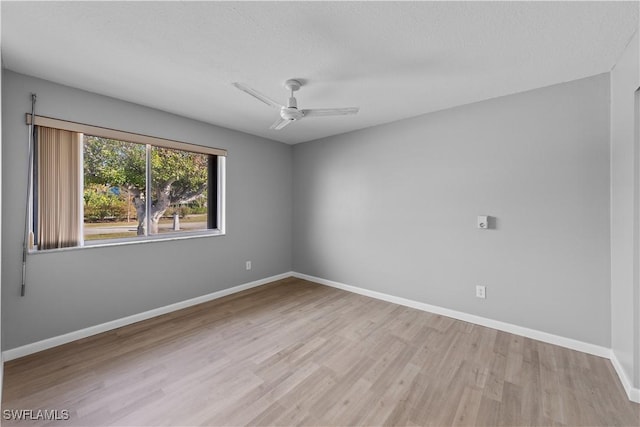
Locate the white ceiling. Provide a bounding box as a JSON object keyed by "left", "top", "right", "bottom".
{"left": 2, "top": 1, "right": 638, "bottom": 145}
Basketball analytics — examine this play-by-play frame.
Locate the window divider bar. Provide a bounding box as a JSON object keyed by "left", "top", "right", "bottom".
{"left": 145, "top": 144, "right": 152, "bottom": 237}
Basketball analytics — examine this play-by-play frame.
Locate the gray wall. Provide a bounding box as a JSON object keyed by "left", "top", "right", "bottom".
{"left": 293, "top": 74, "right": 611, "bottom": 347}
{"left": 610, "top": 30, "right": 640, "bottom": 388}
{"left": 2, "top": 70, "right": 292, "bottom": 350}
{"left": 0, "top": 68, "right": 619, "bottom": 356}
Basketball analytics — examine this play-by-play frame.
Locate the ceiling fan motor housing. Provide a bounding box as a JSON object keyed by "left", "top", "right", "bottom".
{"left": 281, "top": 107, "right": 303, "bottom": 121}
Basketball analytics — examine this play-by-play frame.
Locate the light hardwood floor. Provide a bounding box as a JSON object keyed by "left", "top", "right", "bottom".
{"left": 2, "top": 277, "right": 639, "bottom": 426}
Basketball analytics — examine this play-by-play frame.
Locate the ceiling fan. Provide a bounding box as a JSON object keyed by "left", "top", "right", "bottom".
{"left": 232, "top": 79, "right": 359, "bottom": 130}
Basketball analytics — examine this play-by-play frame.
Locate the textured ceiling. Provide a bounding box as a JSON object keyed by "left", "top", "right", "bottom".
{"left": 2, "top": 1, "right": 638, "bottom": 144}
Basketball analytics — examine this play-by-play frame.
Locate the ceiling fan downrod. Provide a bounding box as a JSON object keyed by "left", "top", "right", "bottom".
{"left": 285, "top": 79, "right": 300, "bottom": 109}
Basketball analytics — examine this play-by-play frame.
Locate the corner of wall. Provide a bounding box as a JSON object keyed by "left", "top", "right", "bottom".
{"left": 610, "top": 27, "right": 640, "bottom": 397}
{"left": 611, "top": 349, "right": 640, "bottom": 403}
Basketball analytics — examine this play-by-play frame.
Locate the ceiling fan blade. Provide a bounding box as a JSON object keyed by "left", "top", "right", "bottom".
{"left": 302, "top": 107, "right": 359, "bottom": 117}
{"left": 269, "top": 117, "right": 293, "bottom": 130}
{"left": 232, "top": 82, "right": 282, "bottom": 109}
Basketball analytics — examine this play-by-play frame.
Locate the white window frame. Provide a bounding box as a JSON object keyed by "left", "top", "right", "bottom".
{"left": 27, "top": 114, "right": 226, "bottom": 252}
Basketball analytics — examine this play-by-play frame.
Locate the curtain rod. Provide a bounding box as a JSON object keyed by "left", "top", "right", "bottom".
{"left": 22, "top": 94, "right": 37, "bottom": 296}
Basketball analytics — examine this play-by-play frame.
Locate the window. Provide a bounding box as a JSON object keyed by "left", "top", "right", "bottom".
{"left": 28, "top": 115, "right": 226, "bottom": 250}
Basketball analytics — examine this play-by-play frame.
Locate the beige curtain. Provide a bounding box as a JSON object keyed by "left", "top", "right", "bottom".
{"left": 37, "top": 126, "right": 82, "bottom": 249}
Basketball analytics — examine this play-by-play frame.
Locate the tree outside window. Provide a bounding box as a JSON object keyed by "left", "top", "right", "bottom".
{"left": 83, "top": 136, "right": 210, "bottom": 240}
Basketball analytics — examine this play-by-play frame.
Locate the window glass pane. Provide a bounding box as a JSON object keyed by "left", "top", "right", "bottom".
{"left": 83, "top": 136, "right": 146, "bottom": 241}
{"left": 150, "top": 146, "right": 209, "bottom": 235}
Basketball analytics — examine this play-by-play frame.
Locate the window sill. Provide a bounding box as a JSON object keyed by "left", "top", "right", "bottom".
{"left": 29, "top": 229, "right": 225, "bottom": 255}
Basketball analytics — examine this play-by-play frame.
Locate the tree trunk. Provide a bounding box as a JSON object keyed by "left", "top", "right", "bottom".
{"left": 148, "top": 183, "right": 173, "bottom": 235}
{"left": 128, "top": 184, "right": 174, "bottom": 236}
{"left": 132, "top": 192, "right": 146, "bottom": 236}
{"left": 149, "top": 215, "right": 159, "bottom": 234}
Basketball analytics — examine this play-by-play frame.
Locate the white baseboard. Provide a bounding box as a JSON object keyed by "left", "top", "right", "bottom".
{"left": 291, "top": 272, "right": 611, "bottom": 359}
{"left": 2, "top": 272, "right": 294, "bottom": 362}
{"left": 610, "top": 350, "right": 640, "bottom": 403}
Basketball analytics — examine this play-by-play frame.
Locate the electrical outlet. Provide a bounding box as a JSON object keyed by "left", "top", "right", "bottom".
{"left": 476, "top": 285, "right": 486, "bottom": 299}
{"left": 245, "top": 261, "right": 252, "bottom": 271}
{"left": 477, "top": 216, "right": 489, "bottom": 229}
